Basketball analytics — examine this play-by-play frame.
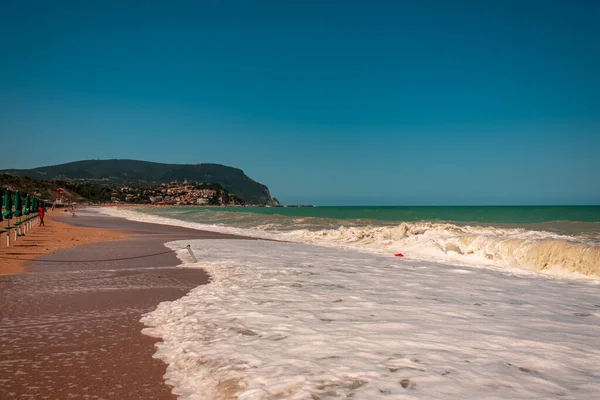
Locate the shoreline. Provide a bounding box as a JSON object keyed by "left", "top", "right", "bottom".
{"left": 0, "top": 210, "right": 128, "bottom": 275}
{"left": 0, "top": 208, "right": 251, "bottom": 399}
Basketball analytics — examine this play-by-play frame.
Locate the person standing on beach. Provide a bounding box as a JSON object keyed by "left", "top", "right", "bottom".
{"left": 38, "top": 205, "right": 45, "bottom": 226}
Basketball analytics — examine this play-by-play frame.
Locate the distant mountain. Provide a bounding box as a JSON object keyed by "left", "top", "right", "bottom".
{"left": 0, "top": 160, "right": 274, "bottom": 205}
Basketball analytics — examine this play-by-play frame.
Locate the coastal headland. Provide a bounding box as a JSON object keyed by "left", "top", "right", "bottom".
{"left": 0, "top": 209, "right": 249, "bottom": 399}
{"left": 0, "top": 159, "right": 276, "bottom": 206}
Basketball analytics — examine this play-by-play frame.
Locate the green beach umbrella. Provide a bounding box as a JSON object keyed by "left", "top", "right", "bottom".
{"left": 0, "top": 192, "right": 3, "bottom": 223}
{"left": 24, "top": 194, "right": 31, "bottom": 215}
{"left": 3, "top": 189, "right": 13, "bottom": 225}
{"left": 32, "top": 197, "right": 38, "bottom": 214}
{"left": 3, "top": 189, "right": 13, "bottom": 219}
{"left": 13, "top": 191, "right": 23, "bottom": 218}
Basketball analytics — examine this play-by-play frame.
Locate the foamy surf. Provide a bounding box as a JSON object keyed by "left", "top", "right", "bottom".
{"left": 283, "top": 222, "right": 600, "bottom": 278}
{"left": 98, "top": 207, "right": 600, "bottom": 279}
{"left": 141, "top": 239, "right": 600, "bottom": 399}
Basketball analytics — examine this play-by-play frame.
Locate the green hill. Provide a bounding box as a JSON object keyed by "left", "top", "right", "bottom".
{"left": 0, "top": 174, "right": 88, "bottom": 202}
{"left": 0, "top": 160, "right": 274, "bottom": 205}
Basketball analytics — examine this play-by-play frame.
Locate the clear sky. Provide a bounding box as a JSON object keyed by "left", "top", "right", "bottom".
{"left": 1, "top": 0, "right": 598, "bottom": 205}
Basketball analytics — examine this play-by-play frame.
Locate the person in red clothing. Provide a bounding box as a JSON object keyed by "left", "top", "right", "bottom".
{"left": 38, "top": 205, "right": 45, "bottom": 226}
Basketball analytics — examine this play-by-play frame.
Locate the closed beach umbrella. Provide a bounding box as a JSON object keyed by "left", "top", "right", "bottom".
{"left": 3, "top": 189, "right": 13, "bottom": 219}
{"left": 32, "top": 198, "right": 38, "bottom": 214}
{"left": 24, "top": 194, "right": 31, "bottom": 215}
{"left": 0, "top": 192, "right": 3, "bottom": 223}
{"left": 3, "top": 189, "right": 13, "bottom": 225}
{"left": 13, "top": 191, "right": 23, "bottom": 218}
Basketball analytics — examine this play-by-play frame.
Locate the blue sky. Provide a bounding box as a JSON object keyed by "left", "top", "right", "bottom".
{"left": 1, "top": 0, "right": 598, "bottom": 205}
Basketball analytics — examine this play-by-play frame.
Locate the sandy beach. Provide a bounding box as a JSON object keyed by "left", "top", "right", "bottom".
{"left": 0, "top": 210, "right": 127, "bottom": 275}
{"left": 0, "top": 209, "right": 248, "bottom": 399}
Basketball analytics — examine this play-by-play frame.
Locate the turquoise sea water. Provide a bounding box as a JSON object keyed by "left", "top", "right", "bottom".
{"left": 193, "top": 205, "right": 600, "bottom": 223}
{"left": 138, "top": 205, "right": 600, "bottom": 237}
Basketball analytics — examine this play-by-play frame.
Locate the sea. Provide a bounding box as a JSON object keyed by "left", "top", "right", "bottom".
{"left": 99, "top": 205, "right": 600, "bottom": 399}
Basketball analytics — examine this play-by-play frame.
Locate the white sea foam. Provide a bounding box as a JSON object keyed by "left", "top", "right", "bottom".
{"left": 99, "top": 207, "right": 600, "bottom": 278}
{"left": 286, "top": 223, "right": 600, "bottom": 278}
{"left": 142, "top": 239, "right": 600, "bottom": 399}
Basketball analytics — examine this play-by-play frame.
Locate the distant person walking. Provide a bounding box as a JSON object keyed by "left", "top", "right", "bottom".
{"left": 38, "top": 205, "right": 45, "bottom": 226}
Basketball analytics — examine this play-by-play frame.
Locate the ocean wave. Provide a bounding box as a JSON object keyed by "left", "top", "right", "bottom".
{"left": 282, "top": 222, "right": 600, "bottom": 278}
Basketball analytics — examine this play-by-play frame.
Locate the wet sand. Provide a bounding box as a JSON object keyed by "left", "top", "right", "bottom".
{"left": 0, "top": 210, "right": 249, "bottom": 399}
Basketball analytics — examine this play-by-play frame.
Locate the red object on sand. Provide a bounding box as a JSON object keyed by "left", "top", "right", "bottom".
{"left": 56, "top": 188, "right": 65, "bottom": 194}
{"left": 394, "top": 253, "right": 404, "bottom": 257}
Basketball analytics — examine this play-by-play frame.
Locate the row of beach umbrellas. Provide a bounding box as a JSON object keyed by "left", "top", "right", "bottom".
{"left": 1, "top": 189, "right": 46, "bottom": 227}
